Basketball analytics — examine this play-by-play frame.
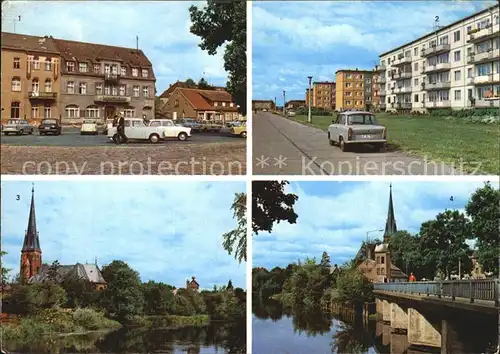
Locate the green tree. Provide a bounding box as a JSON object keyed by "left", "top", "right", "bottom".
{"left": 101, "top": 260, "right": 144, "bottom": 321}
{"left": 333, "top": 268, "right": 374, "bottom": 304}
{"left": 197, "top": 77, "right": 210, "bottom": 89}
{"left": 388, "top": 231, "right": 429, "bottom": 277}
{"left": 465, "top": 182, "right": 500, "bottom": 275}
{"left": 320, "top": 251, "right": 331, "bottom": 268}
{"left": 1, "top": 251, "right": 11, "bottom": 284}
{"left": 47, "top": 260, "right": 61, "bottom": 282}
{"left": 419, "top": 210, "right": 472, "bottom": 279}
{"left": 185, "top": 78, "right": 196, "bottom": 86}
{"left": 142, "top": 281, "right": 175, "bottom": 315}
{"left": 60, "top": 273, "right": 99, "bottom": 308}
{"left": 24, "top": 283, "right": 67, "bottom": 314}
{"left": 227, "top": 279, "right": 233, "bottom": 290}
{"left": 189, "top": 0, "right": 246, "bottom": 114}
{"left": 252, "top": 181, "right": 299, "bottom": 234}
{"left": 222, "top": 192, "right": 247, "bottom": 263}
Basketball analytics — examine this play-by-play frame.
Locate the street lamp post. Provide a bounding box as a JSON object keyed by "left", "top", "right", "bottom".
{"left": 283, "top": 90, "right": 286, "bottom": 116}
{"left": 274, "top": 96, "right": 277, "bottom": 112}
{"left": 307, "top": 76, "right": 313, "bottom": 123}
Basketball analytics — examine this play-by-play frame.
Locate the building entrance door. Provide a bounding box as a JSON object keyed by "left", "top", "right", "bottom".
{"left": 105, "top": 106, "right": 116, "bottom": 119}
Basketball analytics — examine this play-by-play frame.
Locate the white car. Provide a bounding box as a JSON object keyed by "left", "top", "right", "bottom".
{"left": 3, "top": 119, "right": 34, "bottom": 135}
{"left": 148, "top": 119, "right": 191, "bottom": 141}
{"left": 287, "top": 111, "right": 296, "bottom": 117}
{"left": 81, "top": 119, "right": 98, "bottom": 135}
{"left": 107, "top": 118, "right": 166, "bottom": 143}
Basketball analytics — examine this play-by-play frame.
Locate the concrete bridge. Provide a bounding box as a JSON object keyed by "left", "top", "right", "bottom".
{"left": 373, "top": 279, "right": 499, "bottom": 353}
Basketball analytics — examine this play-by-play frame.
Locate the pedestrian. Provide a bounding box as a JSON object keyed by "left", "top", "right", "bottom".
{"left": 116, "top": 113, "right": 128, "bottom": 144}
{"left": 409, "top": 272, "right": 416, "bottom": 282}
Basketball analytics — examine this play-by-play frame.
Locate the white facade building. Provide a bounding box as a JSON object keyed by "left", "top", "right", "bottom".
{"left": 379, "top": 5, "right": 499, "bottom": 112}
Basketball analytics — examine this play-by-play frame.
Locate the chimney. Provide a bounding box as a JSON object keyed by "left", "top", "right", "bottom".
{"left": 367, "top": 244, "right": 372, "bottom": 260}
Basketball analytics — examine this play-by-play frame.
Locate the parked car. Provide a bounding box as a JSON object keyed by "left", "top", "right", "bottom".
{"left": 107, "top": 118, "right": 166, "bottom": 143}
{"left": 81, "top": 119, "right": 98, "bottom": 135}
{"left": 287, "top": 111, "right": 296, "bottom": 117}
{"left": 220, "top": 121, "right": 247, "bottom": 138}
{"left": 180, "top": 118, "right": 202, "bottom": 132}
{"left": 200, "top": 121, "right": 224, "bottom": 132}
{"left": 148, "top": 119, "right": 191, "bottom": 141}
{"left": 102, "top": 118, "right": 114, "bottom": 135}
{"left": 38, "top": 118, "right": 62, "bottom": 135}
{"left": 3, "top": 119, "right": 34, "bottom": 135}
{"left": 327, "top": 111, "right": 386, "bottom": 152}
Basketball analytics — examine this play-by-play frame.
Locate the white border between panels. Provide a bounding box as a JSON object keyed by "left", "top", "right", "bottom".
{"left": 246, "top": 0, "right": 253, "bottom": 180}
{"left": 250, "top": 175, "right": 496, "bottom": 182}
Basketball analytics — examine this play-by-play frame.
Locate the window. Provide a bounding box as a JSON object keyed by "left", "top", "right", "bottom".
{"left": 377, "top": 268, "right": 380, "bottom": 275}
{"left": 346, "top": 92, "right": 352, "bottom": 96}
{"left": 414, "top": 48, "right": 418, "bottom": 56}
{"left": 66, "top": 62, "right": 75, "bottom": 72}
{"left": 119, "top": 85, "right": 126, "bottom": 96}
{"left": 132, "top": 68, "right": 138, "bottom": 77}
{"left": 366, "top": 78, "right": 371, "bottom": 84}
{"left": 94, "top": 64, "right": 100, "bottom": 73}
{"left": 33, "top": 59, "right": 40, "bottom": 70}
{"left": 454, "top": 50, "right": 461, "bottom": 61}
{"left": 141, "top": 69, "right": 148, "bottom": 77}
{"left": 467, "top": 25, "right": 472, "bottom": 34}
{"left": 133, "top": 86, "right": 139, "bottom": 97}
{"left": 454, "top": 90, "right": 461, "bottom": 100}
{"left": 32, "top": 79, "right": 39, "bottom": 93}
{"left": 65, "top": 105, "right": 80, "bottom": 118}
{"left": 79, "top": 82, "right": 87, "bottom": 94}
{"left": 222, "top": 102, "right": 226, "bottom": 107}
{"left": 96, "top": 83, "right": 103, "bottom": 95}
{"left": 414, "top": 94, "right": 419, "bottom": 102}
{"left": 143, "top": 87, "right": 149, "bottom": 97}
{"left": 86, "top": 106, "right": 99, "bottom": 118}
{"left": 413, "top": 62, "right": 418, "bottom": 71}
{"left": 79, "top": 63, "right": 88, "bottom": 72}
{"left": 13, "top": 57, "right": 20, "bottom": 69}
{"left": 112, "top": 86, "right": 117, "bottom": 96}
{"left": 467, "top": 68, "right": 473, "bottom": 78}
{"left": 454, "top": 30, "right": 461, "bottom": 42}
{"left": 214, "top": 102, "right": 218, "bottom": 106}
{"left": 67, "top": 81, "right": 75, "bottom": 94}
{"left": 381, "top": 268, "right": 385, "bottom": 275}
{"left": 11, "top": 77, "right": 21, "bottom": 91}
{"left": 111, "top": 65, "right": 118, "bottom": 74}
{"left": 345, "top": 100, "right": 351, "bottom": 105}
{"left": 44, "top": 105, "right": 51, "bottom": 118}
{"left": 104, "top": 64, "right": 110, "bottom": 74}
{"left": 11, "top": 102, "right": 20, "bottom": 118}
{"left": 104, "top": 86, "right": 110, "bottom": 95}
{"left": 45, "top": 79, "right": 52, "bottom": 92}
{"left": 359, "top": 74, "right": 364, "bottom": 79}
{"left": 121, "top": 67, "right": 126, "bottom": 76}
{"left": 381, "top": 256, "right": 385, "bottom": 264}
{"left": 346, "top": 74, "right": 351, "bottom": 79}
{"left": 31, "top": 105, "right": 39, "bottom": 119}
{"left": 439, "top": 35, "right": 449, "bottom": 45}
{"left": 414, "top": 78, "right": 419, "bottom": 86}
{"left": 345, "top": 83, "right": 352, "bottom": 88}
{"left": 45, "top": 59, "right": 52, "bottom": 71}
{"left": 454, "top": 70, "right": 461, "bottom": 81}
{"left": 124, "top": 109, "right": 135, "bottom": 118}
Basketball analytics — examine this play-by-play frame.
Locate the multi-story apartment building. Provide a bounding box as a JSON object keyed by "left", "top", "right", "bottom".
{"left": 335, "top": 69, "right": 376, "bottom": 111}
{"left": 1, "top": 32, "right": 61, "bottom": 124}
{"left": 379, "top": 5, "right": 499, "bottom": 112}
{"left": 305, "top": 88, "right": 312, "bottom": 108}
{"left": 372, "top": 67, "right": 384, "bottom": 110}
{"left": 311, "top": 81, "right": 336, "bottom": 110}
{"left": 54, "top": 38, "right": 156, "bottom": 123}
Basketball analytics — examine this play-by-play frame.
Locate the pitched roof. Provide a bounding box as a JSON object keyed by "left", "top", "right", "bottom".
{"left": 1, "top": 32, "right": 59, "bottom": 54}
{"left": 22, "top": 186, "right": 41, "bottom": 252}
{"left": 75, "top": 263, "right": 106, "bottom": 283}
{"left": 180, "top": 89, "right": 213, "bottom": 110}
{"left": 390, "top": 263, "right": 407, "bottom": 278}
{"left": 159, "top": 81, "right": 197, "bottom": 98}
{"left": 198, "top": 89, "right": 233, "bottom": 102}
{"left": 28, "top": 263, "right": 106, "bottom": 284}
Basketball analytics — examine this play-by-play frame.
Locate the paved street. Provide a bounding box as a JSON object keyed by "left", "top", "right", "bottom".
{"left": 253, "top": 112, "right": 457, "bottom": 175}
{"left": 1, "top": 127, "right": 239, "bottom": 147}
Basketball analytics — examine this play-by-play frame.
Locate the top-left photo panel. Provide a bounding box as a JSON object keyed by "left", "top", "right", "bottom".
{"left": 1, "top": 0, "right": 247, "bottom": 175}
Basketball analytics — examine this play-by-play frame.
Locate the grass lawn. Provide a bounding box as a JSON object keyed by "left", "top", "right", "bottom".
{"left": 291, "top": 113, "right": 499, "bottom": 174}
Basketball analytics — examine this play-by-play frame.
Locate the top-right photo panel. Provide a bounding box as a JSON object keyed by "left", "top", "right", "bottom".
{"left": 252, "top": 1, "right": 499, "bottom": 176}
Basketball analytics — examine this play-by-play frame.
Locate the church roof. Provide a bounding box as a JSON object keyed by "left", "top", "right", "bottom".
{"left": 22, "top": 185, "right": 41, "bottom": 252}
{"left": 28, "top": 263, "right": 106, "bottom": 284}
{"left": 384, "top": 184, "right": 397, "bottom": 238}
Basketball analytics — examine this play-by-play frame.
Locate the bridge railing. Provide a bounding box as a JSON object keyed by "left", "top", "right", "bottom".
{"left": 373, "top": 279, "right": 499, "bottom": 305}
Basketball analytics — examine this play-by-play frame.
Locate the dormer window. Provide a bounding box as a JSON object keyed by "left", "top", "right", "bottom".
{"left": 214, "top": 102, "right": 218, "bottom": 107}
{"left": 79, "top": 63, "right": 88, "bottom": 73}
{"left": 104, "top": 64, "right": 110, "bottom": 74}
{"left": 132, "top": 68, "right": 138, "bottom": 77}
{"left": 230, "top": 102, "right": 234, "bottom": 107}
{"left": 222, "top": 102, "right": 226, "bottom": 107}
{"left": 121, "top": 67, "right": 126, "bottom": 76}
{"left": 66, "top": 62, "right": 75, "bottom": 72}
{"left": 141, "top": 69, "right": 148, "bottom": 78}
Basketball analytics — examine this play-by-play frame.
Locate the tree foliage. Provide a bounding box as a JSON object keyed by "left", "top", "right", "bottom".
{"left": 252, "top": 181, "right": 299, "bottom": 234}
{"left": 189, "top": 0, "right": 246, "bottom": 114}
{"left": 1, "top": 251, "right": 11, "bottom": 284}
{"left": 197, "top": 77, "right": 210, "bottom": 89}
{"left": 222, "top": 192, "right": 247, "bottom": 263}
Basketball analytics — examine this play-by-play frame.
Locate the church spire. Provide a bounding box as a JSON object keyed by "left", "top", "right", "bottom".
{"left": 22, "top": 184, "right": 41, "bottom": 252}
{"left": 383, "top": 183, "right": 397, "bottom": 242}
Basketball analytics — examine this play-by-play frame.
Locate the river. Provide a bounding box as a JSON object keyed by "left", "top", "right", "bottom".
{"left": 253, "top": 298, "right": 498, "bottom": 354}
{"left": 4, "top": 321, "right": 246, "bottom": 354}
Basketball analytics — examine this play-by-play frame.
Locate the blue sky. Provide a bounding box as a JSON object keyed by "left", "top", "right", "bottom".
{"left": 253, "top": 180, "right": 498, "bottom": 269}
{"left": 1, "top": 1, "right": 228, "bottom": 95}
{"left": 252, "top": 0, "right": 497, "bottom": 101}
{"left": 1, "top": 181, "right": 246, "bottom": 289}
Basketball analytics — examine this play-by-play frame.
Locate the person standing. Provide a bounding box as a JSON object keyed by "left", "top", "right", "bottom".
{"left": 409, "top": 272, "right": 416, "bottom": 282}
{"left": 116, "top": 113, "right": 128, "bottom": 144}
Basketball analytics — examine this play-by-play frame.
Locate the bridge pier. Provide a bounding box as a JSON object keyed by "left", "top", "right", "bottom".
{"left": 391, "top": 332, "right": 409, "bottom": 353}
{"left": 382, "top": 322, "right": 391, "bottom": 346}
{"left": 390, "top": 302, "right": 408, "bottom": 332}
{"left": 408, "top": 308, "right": 441, "bottom": 348}
{"left": 382, "top": 299, "right": 391, "bottom": 322}
{"left": 440, "top": 319, "right": 466, "bottom": 354}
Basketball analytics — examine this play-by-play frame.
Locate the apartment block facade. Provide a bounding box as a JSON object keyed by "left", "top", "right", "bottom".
{"left": 379, "top": 5, "right": 499, "bottom": 112}
{"left": 335, "top": 69, "right": 376, "bottom": 111}
{"left": 312, "top": 81, "right": 336, "bottom": 110}
{"left": 1, "top": 32, "right": 61, "bottom": 123}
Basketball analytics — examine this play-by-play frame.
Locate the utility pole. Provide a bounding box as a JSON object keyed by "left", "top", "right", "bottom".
{"left": 2, "top": 15, "right": 21, "bottom": 33}
{"left": 283, "top": 90, "right": 286, "bottom": 116}
{"left": 307, "top": 76, "right": 313, "bottom": 123}
{"left": 274, "top": 96, "right": 277, "bottom": 112}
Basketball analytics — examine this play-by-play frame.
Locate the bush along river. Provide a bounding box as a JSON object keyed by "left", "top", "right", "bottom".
{"left": 253, "top": 298, "right": 498, "bottom": 354}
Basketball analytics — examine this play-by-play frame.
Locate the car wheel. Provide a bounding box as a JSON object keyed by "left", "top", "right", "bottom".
{"left": 29, "top": 130, "right": 33, "bottom": 135}
{"left": 339, "top": 137, "right": 348, "bottom": 152}
{"left": 240, "top": 131, "right": 247, "bottom": 138}
{"left": 178, "top": 132, "right": 188, "bottom": 141}
{"left": 18, "top": 129, "right": 24, "bottom": 136}
{"left": 149, "top": 133, "right": 160, "bottom": 143}
{"left": 328, "top": 132, "right": 335, "bottom": 146}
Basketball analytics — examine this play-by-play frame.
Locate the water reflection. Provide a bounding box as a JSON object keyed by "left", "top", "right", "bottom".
{"left": 6, "top": 321, "right": 246, "bottom": 354}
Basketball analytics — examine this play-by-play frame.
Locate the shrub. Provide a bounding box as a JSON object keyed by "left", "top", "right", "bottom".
{"left": 72, "top": 308, "right": 121, "bottom": 330}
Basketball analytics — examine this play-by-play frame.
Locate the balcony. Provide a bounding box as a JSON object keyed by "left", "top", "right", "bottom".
{"left": 28, "top": 91, "right": 57, "bottom": 100}
{"left": 393, "top": 71, "right": 412, "bottom": 80}
{"left": 375, "top": 64, "right": 387, "bottom": 72}
{"left": 379, "top": 77, "right": 386, "bottom": 84}
{"left": 395, "top": 86, "right": 412, "bottom": 94}
{"left": 104, "top": 73, "right": 120, "bottom": 82}
{"left": 425, "top": 100, "right": 451, "bottom": 108}
{"left": 421, "top": 44, "right": 451, "bottom": 57}
{"left": 469, "top": 49, "right": 500, "bottom": 64}
{"left": 396, "top": 102, "right": 412, "bottom": 109}
{"left": 467, "top": 25, "right": 500, "bottom": 43}
{"left": 475, "top": 98, "right": 500, "bottom": 108}
{"left": 466, "top": 77, "right": 475, "bottom": 85}
{"left": 423, "top": 62, "right": 451, "bottom": 73}
{"left": 424, "top": 81, "right": 451, "bottom": 91}
{"left": 379, "top": 89, "right": 387, "bottom": 96}
{"left": 392, "top": 56, "right": 412, "bottom": 66}
{"left": 474, "top": 73, "right": 500, "bottom": 85}
{"left": 94, "top": 95, "right": 131, "bottom": 103}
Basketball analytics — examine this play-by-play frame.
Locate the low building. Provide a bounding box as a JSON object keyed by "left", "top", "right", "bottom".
{"left": 186, "top": 276, "right": 199, "bottom": 291}
{"left": 252, "top": 100, "right": 275, "bottom": 111}
{"left": 285, "top": 100, "right": 306, "bottom": 110}
{"left": 160, "top": 87, "right": 239, "bottom": 122}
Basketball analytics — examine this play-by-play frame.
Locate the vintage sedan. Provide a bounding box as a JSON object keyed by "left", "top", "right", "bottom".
{"left": 148, "top": 119, "right": 191, "bottom": 141}
{"left": 38, "top": 118, "right": 62, "bottom": 135}
{"left": 180, "top": 118, "right": 202, "bottom": 132}
{"left": 81, "top": 119, "right": 98, "bottom": 135}
{"left": 107, "top": 118, "right": 166, "bottom": 143}
{"left": 3, "top": 119, "right": 34, "bottom": 135}
{"left": 220, "top": 121, "right": 247, "bottom": 138}
{"left": 327, "top": 111, "right": 386, "bottom": 152}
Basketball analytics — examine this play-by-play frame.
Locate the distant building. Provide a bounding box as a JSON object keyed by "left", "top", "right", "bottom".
{"left": 357, "top": 184, "right": 407, "bottom": 283}
{"left": 285, "top": 100, "right": 305, "bottom": 110}
{"left": 252, "top": 100, "right": 275, "bottom": 111}
{"left": 312, "top": 81, "right": 336, "bottom": 110}
{"left": 335, "top": 68, "right": 379, "bottom": 112}
{"left": 186, "top": 276, "right": 199, "bottom": 291}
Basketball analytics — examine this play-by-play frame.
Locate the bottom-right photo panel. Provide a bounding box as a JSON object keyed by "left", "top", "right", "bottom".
{"left": 252, "top": 180, "right": 499, "bottom": 354}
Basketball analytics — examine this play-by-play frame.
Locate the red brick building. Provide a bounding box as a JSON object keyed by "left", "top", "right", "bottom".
{"left": 186, "top": 276, "right": 200, "bottom": 291}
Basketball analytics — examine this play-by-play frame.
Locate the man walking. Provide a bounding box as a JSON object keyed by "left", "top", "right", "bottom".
{"left": 116, "top": 112, "right": 128, "bottom": 144}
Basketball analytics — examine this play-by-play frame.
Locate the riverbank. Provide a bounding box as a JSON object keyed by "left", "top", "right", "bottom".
{"left": 131, "top": 314, "right": 210, "bottom": 328}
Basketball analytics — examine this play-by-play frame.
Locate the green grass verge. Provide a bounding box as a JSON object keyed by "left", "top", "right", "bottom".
{"left": 290, "top": 114, "right": 499, "bottom": 174}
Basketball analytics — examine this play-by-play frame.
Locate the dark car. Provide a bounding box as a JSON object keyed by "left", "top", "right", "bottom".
{"left": 38, "top": 118, "right": 62, "bottom": 135}
{"left": 180, "top": 118, "right": 202, "bottom": 132}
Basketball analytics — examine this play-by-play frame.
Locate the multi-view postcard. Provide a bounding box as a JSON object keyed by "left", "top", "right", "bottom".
{"left": 0, "top": 1, "right": 246, "bottom": 175}
{"left": 252, "top": 1, "right": 499, "bottom": 176}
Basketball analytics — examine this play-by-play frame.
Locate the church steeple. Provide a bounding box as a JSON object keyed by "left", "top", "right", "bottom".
{"left": 20, "top": 184, "right": 42, "bottom": 283}
{"left": 383, "top": 183, "right": 397, "bottom": 242}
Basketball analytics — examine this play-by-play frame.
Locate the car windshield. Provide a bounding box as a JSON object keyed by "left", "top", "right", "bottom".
{"left": 83, "top": 120, "right": 95, "bottom": 124}
{"left": 42, "top": 119, "right": 57, "bottom": 124}
{"left": 7, "top": 119, "right": 21, "bottom": 124}
{"left": 347, "top": 114, "right": 378, "bottom": 125}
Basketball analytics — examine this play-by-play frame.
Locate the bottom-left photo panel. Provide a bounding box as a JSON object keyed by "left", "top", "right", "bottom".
{"left": 0, "top": 180, "right": 247, "bottom": 354}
